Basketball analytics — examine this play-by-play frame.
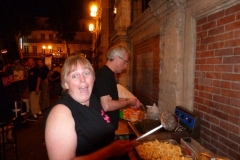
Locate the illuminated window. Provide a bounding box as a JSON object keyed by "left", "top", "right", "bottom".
{"left": 24, "top": 46, "right": 29, "bottom": 53}
{"left": 57, "top": 47, "right": 62, "bottom": 52}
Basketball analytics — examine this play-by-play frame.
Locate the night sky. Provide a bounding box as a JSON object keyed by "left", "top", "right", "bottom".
{"left": 0, "top": 0, "right": 95, "bottom": 60}
{"left": 0, "top": 0, "right": 94, "bottom": 22}
{"left": 33, "top": 0, "right": 92, "bottom": 18}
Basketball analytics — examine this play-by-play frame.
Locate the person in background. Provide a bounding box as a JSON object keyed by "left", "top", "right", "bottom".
{"left": 26, "top": 58, "right": 43, "bottom": 121}
{"left": 0, "top": 60, "right": 14, "bottom": 141}
{"left": 52, "top": 63, "right": 61, "bottom": 73}
{"left": 48, "top": 63, "right": 62, "bottom": 97}
{"left": 93, "top": 45, "right": 142, "bottom": 130}
{"left": 37, "top": 59, "right": 50, "bottom": 111}
{"left": 44, "top": 55, "right": 134, "bottom": 160}
{"left": 3, "top": 60, "right": 14, "bottom": 80}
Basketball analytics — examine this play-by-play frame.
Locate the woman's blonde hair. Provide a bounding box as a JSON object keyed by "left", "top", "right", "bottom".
{"left": 61, "top": 54, "right": 95, "bottom": 91}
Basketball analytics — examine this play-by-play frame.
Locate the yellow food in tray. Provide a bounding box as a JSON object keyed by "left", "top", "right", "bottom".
{"left": 135, "top": 139, "right": 192, "bottom": 160}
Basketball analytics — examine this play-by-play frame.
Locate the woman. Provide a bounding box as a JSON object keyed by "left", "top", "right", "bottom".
{"left": 44, "top": 55, "right": 134, "bottom": 160}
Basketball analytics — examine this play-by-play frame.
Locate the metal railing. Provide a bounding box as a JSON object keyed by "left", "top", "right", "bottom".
{"left": 22, "top": 39, "right": 92, "bottom": 44}
{"left": 22, "top": 52, "right": 67, "bottom": 58}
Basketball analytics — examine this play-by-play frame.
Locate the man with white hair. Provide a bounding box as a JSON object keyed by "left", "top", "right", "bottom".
{"left": 93, "top": 45, "right": 142, "bottom": 130}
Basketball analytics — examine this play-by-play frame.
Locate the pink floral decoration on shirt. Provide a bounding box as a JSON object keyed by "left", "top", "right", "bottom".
{"left": 2, "top": 77, "right": 10, "bottom": 86}
{"left": 101, "top": 110, "right": 110, "bottom": 123}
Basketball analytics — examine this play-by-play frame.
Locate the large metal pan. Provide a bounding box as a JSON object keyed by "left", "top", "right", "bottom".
{"left": 136, "top": 111, "right": 177, "bottom": 141}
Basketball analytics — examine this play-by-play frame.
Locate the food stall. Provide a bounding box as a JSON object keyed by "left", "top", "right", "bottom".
{"left": 116, "top": 85, "right": 230, "bottom": 160}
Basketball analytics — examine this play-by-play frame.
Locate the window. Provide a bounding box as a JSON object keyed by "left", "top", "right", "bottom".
{"left": 24, "top": 46, "right": 29, "bottom": 53}
{"left": 33, "top": 35, "right": 37, "bottom": 42}
{"left": 33, "top": 46, "right": 37, "bottom": 53}
{"left": 57, "top": 47, "right": 62, "bottom": 52}
{"left": 142, "top": 0, "right": 150, "bottom": 12}
{"left": 40, "top": 24, "right": 44, "bottom": 29}
{"left": 49, "top": 34, "right": 53, "bottom": 41}
{"left": 23, "top": 36, "right": 28, "bottom": 42}
{"left": 131, "top": 0, "right": 150, "bottom": 22}
{"left": 41, "top": 34, "right": 45, "bottom": 40}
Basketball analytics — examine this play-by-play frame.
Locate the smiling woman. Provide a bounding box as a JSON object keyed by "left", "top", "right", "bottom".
{"left": 43, "top": 54, "right": 135, "bottom": 160}
{"left": 60, "top": 55, "right": 95, "bottom": 105}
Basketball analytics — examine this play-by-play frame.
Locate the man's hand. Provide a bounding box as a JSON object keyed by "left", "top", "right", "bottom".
{"left": 129, "top": 98, "right": 142, "bottom": 109}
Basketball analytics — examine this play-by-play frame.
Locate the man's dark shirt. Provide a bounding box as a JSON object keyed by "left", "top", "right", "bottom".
{"left": 93, "top": 65, "right": 119, "bottom": 130}
{"left": 39, "top": 65, "right": 49, "bottom": 80}
{"left": 28, "top": 66, "right": 41, "bottom": 92}
{"left": 50, "top": 71, "right": 61, "bottom": 83}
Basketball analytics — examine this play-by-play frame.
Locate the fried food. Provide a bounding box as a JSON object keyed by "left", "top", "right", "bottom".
{"left": 135, "top": 139, "right": 192, "bottom": 160}
{"left": 122, "top": 108, "right": 145, "bottom": 122}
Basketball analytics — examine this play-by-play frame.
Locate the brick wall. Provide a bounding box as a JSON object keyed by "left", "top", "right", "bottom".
{"left": 132, "top": 35, "right": 160, "bottom": 106}
{"left": 195, "top": 3, "right": 240, "bottom": 160}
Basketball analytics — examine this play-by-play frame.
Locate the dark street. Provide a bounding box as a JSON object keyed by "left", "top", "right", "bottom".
{"left": 4, "top": 113, "right": 48, "bottom": 160}
{"left": 4, "top": 96, "right": 59, "bottom": 160}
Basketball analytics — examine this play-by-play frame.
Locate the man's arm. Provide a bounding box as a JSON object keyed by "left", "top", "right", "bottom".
{"left": 100, "top": 95, "right": 141, "bottom": 111}
{"left": 36, "top": 77, "right": 41, "bottom": 93}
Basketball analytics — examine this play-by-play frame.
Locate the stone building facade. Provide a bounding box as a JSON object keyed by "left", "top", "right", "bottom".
{"left": 92, "top": 0, "right": 240, "bottom": 159}
{"left": 21, "top": 17, "right": 92, "bottom": 69}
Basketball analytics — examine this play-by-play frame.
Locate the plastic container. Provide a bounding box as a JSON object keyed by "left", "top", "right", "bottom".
{"left": 146, "top": 103, "right": 160, "bottom": 120}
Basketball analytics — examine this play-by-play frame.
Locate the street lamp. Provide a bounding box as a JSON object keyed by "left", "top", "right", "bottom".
{"left": 48, "top": 45, "right": 52, "bottom": 53}
{"left": 1, "top": 49, "right": 7, "bottom": 54}
{"left": 113, "top": 5, "right": 117, "bottom": 15}
{"left": 89, "top": 24, "right": 95, "bottom": 33}
{"left": 0, "top": 49, "right": 7, "bottom": 60}
{"left": 42, "top": 46, "right": 46, "bottom": 54}
{"left": 90, "top": 5, "right": 97, "bottom": 18}
{"left": 89, "top": 5, "right": 98, "bottom": 69}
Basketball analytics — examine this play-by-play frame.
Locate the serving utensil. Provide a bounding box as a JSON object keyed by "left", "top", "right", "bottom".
{"left": 136, "top": 111, "right": 177, "bottom": 140}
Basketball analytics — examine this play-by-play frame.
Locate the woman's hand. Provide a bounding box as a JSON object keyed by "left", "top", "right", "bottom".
{"left": 108, "top": 140, "right": 134, "bottom": 157}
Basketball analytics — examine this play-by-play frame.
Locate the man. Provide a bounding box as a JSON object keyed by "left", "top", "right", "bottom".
{"left": 37, "top": 59, "right": 50, "bottom": 111}
{"left": 27, "top": 58, "right": 43, "bottom": 121}
{"left": 93, "top": 45, "right": 142, "bottom": 130}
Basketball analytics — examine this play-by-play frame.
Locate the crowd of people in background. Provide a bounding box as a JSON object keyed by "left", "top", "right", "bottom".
{"left": 0, "top": 58, "right": 63, "bottom": 122}
{"left": 1, "top": 44, "right": 142, "bottom": 159}
{"left": 0, "top": 59, "right": 14, "bottom": 142}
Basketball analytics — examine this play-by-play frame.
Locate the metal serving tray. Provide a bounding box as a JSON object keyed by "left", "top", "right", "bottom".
{"left": 133, "top": 139, "right": 191, "bottom": 160}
